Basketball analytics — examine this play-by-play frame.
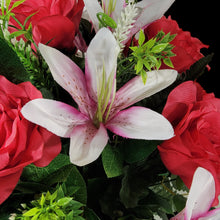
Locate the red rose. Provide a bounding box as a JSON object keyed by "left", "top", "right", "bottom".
{"left": 158, "top": 81, "right": 220, "bottom": 206}
{"left": 144, "top": 16, "right": 209, "bottom": 73}
{"left": 9, "top": 0, "right": 84, "bottom": 50}
{"left": 0, "top": 76, "right": 61, "bottom": 204}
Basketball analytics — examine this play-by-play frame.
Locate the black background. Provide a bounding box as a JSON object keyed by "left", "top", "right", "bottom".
{"left": 165, "top": 1, "right": 219, "bottom": 97}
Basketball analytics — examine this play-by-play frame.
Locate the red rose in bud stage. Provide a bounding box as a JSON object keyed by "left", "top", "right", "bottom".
{"left": 9, "top": 0, "right": 84, "bottom": 50}
{"left": 0, "top": 76, "right": 61, "bottom": 204}
{"left": 144, "top": 16, "right": 209, "bottom": 73}
{"left": 158, "top": 81, "right": 220, "bottom": 206}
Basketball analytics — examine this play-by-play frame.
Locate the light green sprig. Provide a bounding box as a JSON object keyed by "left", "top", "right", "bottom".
{"left": 129, "top": 29, "right": 176, "bottom": 84}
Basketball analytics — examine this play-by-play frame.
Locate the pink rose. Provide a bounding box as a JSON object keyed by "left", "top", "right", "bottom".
{"left": 9, "top": 0, "right": 84, "bottom": 50}
{"left": 0, "top": 76, "right": 61, "bottom": 204}
{"left": 158, "top": 81, "right": 220, "bottom": 206}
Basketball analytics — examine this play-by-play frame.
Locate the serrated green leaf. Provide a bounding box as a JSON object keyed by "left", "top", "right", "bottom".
{"left": 138, "top": 29, "right": 145, "bottom": 46}
{"left": 151, "top": 43, "right": 168, "bottom": 53}
{"left": 23, "top": 208, "right": 40, "bottom": 217}
{"left": 102, "top": 144, "right": 123, "bottom": 178}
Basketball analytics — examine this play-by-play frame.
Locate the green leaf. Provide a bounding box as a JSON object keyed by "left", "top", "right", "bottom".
{"left": 9, "top": 30, "right": 27, "bottom": 39}
{"left": 141, "top": 69, "right": 147, "bottom": 84}
{"left": 138, "top": 29, "right": 145, "bottom": 46}
{"left": 102, "top": 144, "right": 123, "bottom": 178}
{"left": 62, "top": 165, "right": 87, "bottom": 204}
{"left": 23, "top": 207, "right": 40, "bottom": 217}
{"left": 143, "top": 38, "right": 156, "bottom": 50}
{"left": 0, "top": 37, "right": 29, "bottom": 83}
{"left": 8, "top": 0, "right": 26, "bottom": 12}
{"left": 122, "top": 140, "right": 158, "bottom": 164}
{"left": 84, "top": 208, "right": 101, "bottom": 220}
{"left": 57, "top": 198, "right": 73, "bottom": 207}
{"left": 22, "top": 154, "right": 71, "bottom": 183}
{"left": 173, "top": 195, "right": 186, "bottom": 212}
{"left": 136, "top": 59, "right": 143, "bottom": 74}
{"left": 96, "top": 12, "right": 117, "bottom": 29}
{"left": 54, "top": 208, "right": 65, "bottom": 217}
{"left": 39, "top": 194, "right": 46, "bottom": 206}
{"left": 151, "top": 43, "right": 168, "bottom": 53}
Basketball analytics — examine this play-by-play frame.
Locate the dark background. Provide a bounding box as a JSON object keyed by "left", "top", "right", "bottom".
{"left": 166, "top": 1, "right": 219, "bottom": 97}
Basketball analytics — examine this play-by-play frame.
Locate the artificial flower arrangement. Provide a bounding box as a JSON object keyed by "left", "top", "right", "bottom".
{"left": 0, "top": 0, "right": 218, "bottom": 219}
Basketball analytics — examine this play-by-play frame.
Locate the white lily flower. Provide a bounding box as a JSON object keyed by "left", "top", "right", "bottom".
{"left": 83, "top": 0, "right": 175, "bottom": 45}
{"left": 22, "top": 28, "right": 177, "bottom": 166}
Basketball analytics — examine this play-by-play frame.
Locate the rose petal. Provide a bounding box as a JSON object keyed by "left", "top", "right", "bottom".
{"left": 106, "top": 106, "right": 174, "bottom": 140}
{"left": 69, "top": 122, "right": 108, "bottom": 166}
{"left": 21, "top": 99, "right": 88, "bottom": 137}
{"left": 33, "top": 127, "right": 61, "bottom": 167}
{"left": 0, "top": 170, "right": 23, "bottom": 205}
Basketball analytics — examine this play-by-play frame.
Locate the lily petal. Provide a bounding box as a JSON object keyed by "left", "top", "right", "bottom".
{"left": 185, "top": 167, "right": 215, "bottom": 220}
{"left": 102, "top": 0, "right": 125, "bottom": 21}
{"left": 125, "top": 0, "right": 175, "bottom": 43}
{"left": 111, "top": 69, "right": 177, "bottom": 115}
{"left": 69, "top": 123, "right": 108, "bottom": 166}
{"left": 198, "top": 208, "right": 220, "bottom": 220}
{"left": 21, "top": 99, "right": 88, "bottom": 137}
{"left": 85, "top": 28, "right": 120, "bottom": 102}
{"left": 106, "top": 106, "right": 174, "bottom": 140}
{"left": 83, "top": 0, "right": 103, "bottom": 32}
{"left": 38, "top": 43, "right": 92, "bottom": 116}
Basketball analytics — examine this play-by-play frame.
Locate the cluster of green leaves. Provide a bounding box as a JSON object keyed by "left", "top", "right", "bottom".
{"left": 13, "top": 186, "right": 84, "bottom": 220}
{"left": 0, "top": 0, "right": 37, "bottom": 45}
{"left": 129, "top": 29, "right": 176, "bottom": 83}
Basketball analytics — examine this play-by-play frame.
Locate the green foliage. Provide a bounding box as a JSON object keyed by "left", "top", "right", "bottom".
{"left": 97, "top": 12, "right": 117, "bottom": 29}
{"left": 21, "top": 154, "right": 87, "bottom": 204}
{"left": 102, "top": 144, "right": 124, "bottom": 178}
{"left": 12, "top": 186, "right": 85, "bottom": 220}
{"left": 0, "top": 36, "right": 29, "bottom": 83}
{"left": 0, "top": 0, "right": 26, "bottom": 30}
{"left": 129, "top": 30, "right": 176, "bottom": 83}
